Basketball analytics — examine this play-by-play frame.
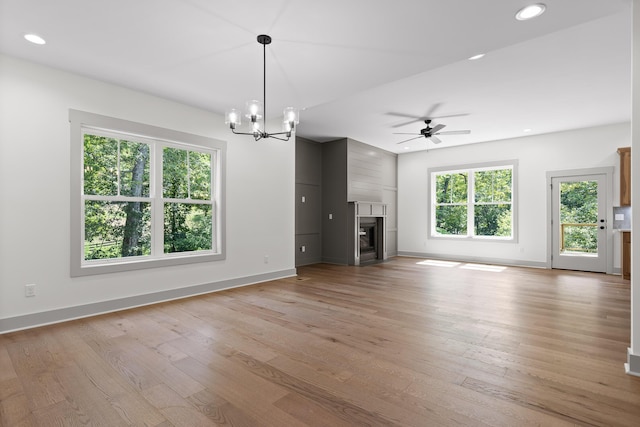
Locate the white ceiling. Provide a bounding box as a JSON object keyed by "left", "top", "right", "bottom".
{"left": 0, "top": 0, "right": 633, "bottom": 153}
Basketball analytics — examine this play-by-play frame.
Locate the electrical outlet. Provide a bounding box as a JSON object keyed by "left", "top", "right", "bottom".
{"left": 301, "top": 245, "right": 306, "bottom": 253}
{"left": 25, "top": 284, "right": 36, "bottom": 297}
{"left": 264, "top": 255, "right": 269, "bottom": 264}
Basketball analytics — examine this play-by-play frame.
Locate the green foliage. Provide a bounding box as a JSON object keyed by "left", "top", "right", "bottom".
{"left": 162, "top": 148, "right": 212, "bottom": 253}
{"left": 164, "top": 203, "right": 212, "bottom": 253}
{"left": 435, "top": 172, "right": 467, "bottom": 204}
{"left": 475, "top": 169, "right": 511, "bottom": 203}
{"left": 473, "top": 169, "right": 513, "bottom": 237}
{"left": 83, "top": 135, "right": 118, "bottom": 196}
{"left": 560, "top": 181, "right": 598, "bottom": 253}
{"left": 163, "top": 147, "right": 189, "bottom": 199}
{"left": 434, "top": 168, "right": 512, "bottom": 237}
{"left": 120, "top": 140, "right": 150, "bottom": 197}
{"left": 560, "top": 181, "right": 597, "bottom": 223}
{"left": 84, "top": 201, "right": 151, "bottom": 260}
{"left": 189, "top": 151, "right": 212, "bottom": 200}
{"left": 474, "top": 204, "right": 512, "bottom": 237}
{"left": 435, "top": 205, "right": 467, "bottom": 235}
{"left": 83, "top": 134, "right": 213, "bottom": 261}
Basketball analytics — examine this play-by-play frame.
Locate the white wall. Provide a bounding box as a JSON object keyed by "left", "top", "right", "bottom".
{"left": 0, "top": 55, "right": 295, "bottom": 329}
{"left": 398, "top": 123, "right": 630, "bottom": 267}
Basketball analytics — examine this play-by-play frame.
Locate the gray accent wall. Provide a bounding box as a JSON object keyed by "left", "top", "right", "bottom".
{"left": 295, "top": 137, "right": 398, "bottom": 266}
{"left": 321, "top": 139, "right": 349, "bottom": 264}
{"left": 295, "top": 137, "right": 323, "bottom": 266}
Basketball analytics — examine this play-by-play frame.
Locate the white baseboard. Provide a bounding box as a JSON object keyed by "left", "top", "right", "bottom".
{"left": 0, "top": 269, "right": 297, "bottom": 334}
{"left": 625, "top": 348, "right": 640, "bottom": 377}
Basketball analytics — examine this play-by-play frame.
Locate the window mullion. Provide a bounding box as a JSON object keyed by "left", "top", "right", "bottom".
{"left": 468, "top": 171, "right": 474, "bottom": 237}
{"left": 116, "top": 140, "right": 121, "bottom": 196}
{"left": 152, "top": 143, "right": 164, "bottom": 256}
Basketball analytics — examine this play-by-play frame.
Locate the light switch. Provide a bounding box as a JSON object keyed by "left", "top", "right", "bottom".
{"left": 301, "top": 196, "right": 306, "bottom": 203}
{"left": 615, "top": 213, "right": 625, "bottom": 221}
{"left": 328, "top": 213, "right": 333, "bottom": 220}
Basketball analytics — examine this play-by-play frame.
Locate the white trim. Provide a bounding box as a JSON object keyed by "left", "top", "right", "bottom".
{"left": 0, "top": 269, "right": 296, "bottom": 334}
{"left": 545, "top": 167, "right": 614, "bottom": 274}
{"left": 625, "top": 348, "right": 640, "bottom": 377}
{"left": 428, "top": 159, "right": 518, "bottom": 242}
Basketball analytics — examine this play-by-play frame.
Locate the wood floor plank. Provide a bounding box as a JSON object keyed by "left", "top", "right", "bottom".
{"left": 2, "top": 257, "right": 640, "bottom": 426}
{"left": 187, "top": 387, "right": 263, "bottom": 427}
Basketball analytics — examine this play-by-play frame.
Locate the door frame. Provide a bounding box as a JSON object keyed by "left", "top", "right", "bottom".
{"left": 546, "top": 167, "right": 614, "bottom": 274}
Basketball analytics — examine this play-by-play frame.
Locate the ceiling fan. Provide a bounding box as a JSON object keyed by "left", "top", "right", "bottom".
{"left": 394, "top": 119, "right": 471, "bottom": 145}
{"left": 387, "top": 102, "right": 468, "bottom": 129}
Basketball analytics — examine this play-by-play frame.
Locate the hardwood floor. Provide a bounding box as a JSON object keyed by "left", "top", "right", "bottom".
{"left": 1, "top": 257, "right": 639, "bottom": 426}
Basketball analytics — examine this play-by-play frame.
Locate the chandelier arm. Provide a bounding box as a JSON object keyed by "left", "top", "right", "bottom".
{"left": 231, "top": 129, "right": 255, "bottom": 136}
{"left": 267, "top": 134, "right": 291, "bottom": 142}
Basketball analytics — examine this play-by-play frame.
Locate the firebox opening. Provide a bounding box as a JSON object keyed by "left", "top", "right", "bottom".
{"left": 359, "top": 218, "right": 378, "bottom": 263}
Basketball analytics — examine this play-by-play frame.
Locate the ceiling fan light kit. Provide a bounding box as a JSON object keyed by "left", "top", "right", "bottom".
{"left": 394, "top": 119, "right": 471, "bottom": 145}
{"left": 225, "top": 34, "right": 300, "bottom": 142}
{"left": 393, "top": 118, "right": 471, "bottom": 145}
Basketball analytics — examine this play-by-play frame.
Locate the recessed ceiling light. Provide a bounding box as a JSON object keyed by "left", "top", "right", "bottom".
{"left": 468, "top": 53, "right": 485, "bottom": 61}
{"left": 404, "top": 147, "right": 410, "bottom": 150}
{"left": 515, "top": 3, "right": 546, "bottom": 21}
{"left": 24, "top": 33, "right": 46, "bottom": 45}
{"left": 523, "top": 128, "right": 532, "bottom": 133}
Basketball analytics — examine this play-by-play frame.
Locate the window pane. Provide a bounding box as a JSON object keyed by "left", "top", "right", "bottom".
{"left": 474, "top": 204, "right": 512, "bottom": 237}
{"left": 475, "top": 169, "right": 512, "bottom": 203}
{"left": 84, "top": 201, "right": 151, "bottom": 260}
{"left": 560, "top": 180, "right": 598, "bottom": 253}
{"left": 562, "top": 225, "right": 597, "bottom": 253}
{"left": 189, "top": 151, "right": 211, "bottom": 200}
{"left": 164, "top": 203, "right": 212, "bottom": 253}
{"left": 163, "top": 147, "right": 188, "bottom": 199}
{"left": 435, "top": 173, "right": 468, "bottom": 204}
{"left": 435, "top": 205, "right": 467, "bottom": 235}
{"left": 83, "top": 134, "right": 118, "bottom": 196}
{"left": 560, "top": 181, "right": 597, "bottom": 224}
{"left": 120, "top": 140, "right": 150, "bottom": 197}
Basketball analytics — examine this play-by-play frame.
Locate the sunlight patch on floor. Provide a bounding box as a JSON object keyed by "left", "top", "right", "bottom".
{"left": 460, "top": 263, "right": 507, "bottom": 273}
{"left": 417, "top": 260, "right": 461, "bottom": 268}
{"left": 416, "top": 259, "right": 507, "bottom": 272}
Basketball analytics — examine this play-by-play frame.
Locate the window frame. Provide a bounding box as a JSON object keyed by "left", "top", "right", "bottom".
{"left": 70, "top": 109, "right": 226, "bottom": 276}
{"left": 428, "top": 160, "right": 518, "bottom": 242}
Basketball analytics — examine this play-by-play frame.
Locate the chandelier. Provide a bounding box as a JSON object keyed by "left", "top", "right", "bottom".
{"left": 225, "top": 34, "right": 300, "bottom": 141}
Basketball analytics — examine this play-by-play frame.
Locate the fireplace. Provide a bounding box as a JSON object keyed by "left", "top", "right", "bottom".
{"left": 348, "top": 202, "right": 387, "bottom": 266}
{"left": 359, "top": 218, "right": 378, "bottom": 263}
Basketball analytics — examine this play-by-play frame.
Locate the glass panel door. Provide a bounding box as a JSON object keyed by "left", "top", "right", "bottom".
{"left": 551, "top": 174, "right": 606, "bottom": 272}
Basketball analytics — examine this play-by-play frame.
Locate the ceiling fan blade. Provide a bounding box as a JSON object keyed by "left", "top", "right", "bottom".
{"left": 429, "top": 136, "right": 443, "bottom": 144}
{"left": 430, "top": 123, "right": 446, "bottom": 133}
{"left": 386, "top": 112, "right": 423, "bottom": 119}
{"left": 435, "top": 130, "right": 471, "bottom": 135}
{"left": 393, "top": 132, "right": 421, "bottom": 135}
{"left": 424, "top": 102, "right": 442, "bottom": 118}
{"left": 396, "top": 136, "right": 425, "bottom": 144}
{"left": 430, "top": 112, "right": 469, "bottom": 120}
{"left": 386, "top": 113, "right": 426, "bottom": 128}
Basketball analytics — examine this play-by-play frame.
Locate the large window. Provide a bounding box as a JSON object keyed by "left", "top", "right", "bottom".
{"left": 70, "top": 110, "right": 226, "bottom": 276}
{"left": 430, "top": 162, "right": 516, "bottom": 240}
